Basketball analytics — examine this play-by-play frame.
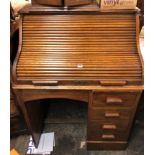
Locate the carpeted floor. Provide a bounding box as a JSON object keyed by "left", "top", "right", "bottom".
{"left": 10, "top": 100, "right": 144, "bottom": 155}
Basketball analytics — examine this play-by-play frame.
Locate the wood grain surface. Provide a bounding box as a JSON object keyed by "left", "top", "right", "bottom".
{"left": 12, "top": 7, "right": 144, "bottom": 150}
{"left": 14, "top": 13, "right": 143, "bottom": 86}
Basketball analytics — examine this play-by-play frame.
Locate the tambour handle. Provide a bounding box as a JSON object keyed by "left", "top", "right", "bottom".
{"left": 102, "top": 134, "right": 115, "bottom": 139}
{"left": 32, "top": 80, "right": 59, "bottom": 86}
{"left": 106, "top": 97, "right": 123, "bottom": 104}
{"left": 100, "top": 80, "right": 127, "bottom": 86}
{"left": 105, "top": 112, "right": 120, "bottom": 118}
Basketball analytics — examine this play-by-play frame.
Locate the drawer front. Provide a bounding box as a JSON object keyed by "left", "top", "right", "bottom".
{"left": 92, "top": 92, "right": 138, "bottom": 107}
{"left": 90, "top": 108, "right": 132, "bottom": 120}
{"left": 88, "top": 123, "right": 129, "bottom": 141}
{"left": 88, "top": 131, "right": 128, "bottom": 141}
{"left": 88, "top": 120, "right": 130, "bottom": 132}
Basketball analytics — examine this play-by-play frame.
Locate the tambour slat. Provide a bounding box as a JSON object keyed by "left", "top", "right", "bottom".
{"left": 23, "top": 34, "right": 136, "bottom": 37}
{"left": 17, "top": 67, "right": 141, "bottom": 71}
{"left": 17, "top": 70, "right": 142, "bottom": 74}
{"left": 22, "top": 38, "right": 135, "bottom": 42}
{"left": 23, "top": 31, "right": 135, "bottom": 34}
{"left": 17, "top": 73, "right": 142, "bottom": 78}
{"left": 18, "top": 77, "right": 142, "bottom": 80}
{"left": 16, "top": 14, "right": 142, "bottom": 85}
{"left": 22, "top": 42, "right": 135, "bottom": 46}
{"left": 20, "top": 52, "right": 135, "bottom": 55}
{"left": 23, "top": 15, "right": 135, "bottom": 20}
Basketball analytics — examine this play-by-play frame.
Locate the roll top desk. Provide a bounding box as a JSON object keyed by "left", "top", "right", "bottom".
{"left": 12, "top": 3, "right": 144, "bottom": 150}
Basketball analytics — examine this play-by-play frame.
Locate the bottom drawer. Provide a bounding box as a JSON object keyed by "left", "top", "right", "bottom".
{"left": 88, "top": 129, "right": 129, "bottom": 141}
{"left": 87, "top": 141, "right": 128, "bottom": 150}
{"left": 88, "top": 121, "right": 130, "bottom": 141}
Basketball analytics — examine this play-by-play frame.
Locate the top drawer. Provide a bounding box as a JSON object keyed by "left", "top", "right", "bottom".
{"left": 92, "top": 92, "right": 138, "bottom": 108}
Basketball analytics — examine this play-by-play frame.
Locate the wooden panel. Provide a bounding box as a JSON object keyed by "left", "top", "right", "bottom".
{"left": 87, "top": 141, "right": 128, "bottom": 150}
{"left": 92, "top": 92, "right": 138, "bottom": 107}
{"left": 65, "top": 0, "right": 92, "bottom": 6}
{"left": 88, "top": 129, "right": 128, "bottom": 141}
{"left": 15, "top": 14, "right": 143, "bottom": 85}
{"left": 89, "top": 108, "right": 132, "bottom": 120}
{"left": 88, "top": 119, "right": 130, "bottom": 132}
{"left": 32, "top": 0, "right": 62, "bottom": 6}
{"left": 21, "top": 89, "right": 89, "bottom": 103}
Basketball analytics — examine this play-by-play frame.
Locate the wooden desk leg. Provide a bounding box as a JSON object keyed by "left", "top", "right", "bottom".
{"left": 12, "top": 89, "right": 47, "bottom": 147}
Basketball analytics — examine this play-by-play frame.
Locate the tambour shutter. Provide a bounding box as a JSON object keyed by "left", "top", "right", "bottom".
{"left": 15, "top": 13, "right": 143, "bottom": 85}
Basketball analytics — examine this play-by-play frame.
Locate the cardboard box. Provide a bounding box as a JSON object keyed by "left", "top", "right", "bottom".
{"left": 99, "top": 0, "right": 137, "bottom": 9}
{"left": 10, "top": 149, "right": 19, "bottom": 155}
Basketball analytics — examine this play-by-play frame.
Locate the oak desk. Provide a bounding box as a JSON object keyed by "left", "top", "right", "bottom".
{"left": 12, "top": 4, "right": 143, "bottom": 150}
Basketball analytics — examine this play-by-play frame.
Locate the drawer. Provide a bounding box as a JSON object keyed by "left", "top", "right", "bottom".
{"left": 88, "top": 129, "right": 128, "bottom": 141}
{"left": 92, "top": 92, "right": 138, "bottom": 107}
{"left": 88, "top": 120, "right": 130, "bottom": 132}
{"left": 88, "top": 121, "right": 129, "bottom": 141}
{"left": 90, "top": 108, "right": 132, "bottom": 120}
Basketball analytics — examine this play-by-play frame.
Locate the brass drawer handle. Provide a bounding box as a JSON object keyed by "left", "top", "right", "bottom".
{"left": 102, "top": 134, "right": 115, "bottom": 139}
{"left": 106, "top": 97, "right": 123, "bottom": 104}
{"left": 32, "top": 80, "right": 58, "bottom": 86}
{"left": 105, "top": 112, "right": 120, "bottom": 118}
{"left": 100, "top": 80, "right": 127, "bottom": 86}
{"left": 102, "top": 124, "right": 117, "bottom": 130}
